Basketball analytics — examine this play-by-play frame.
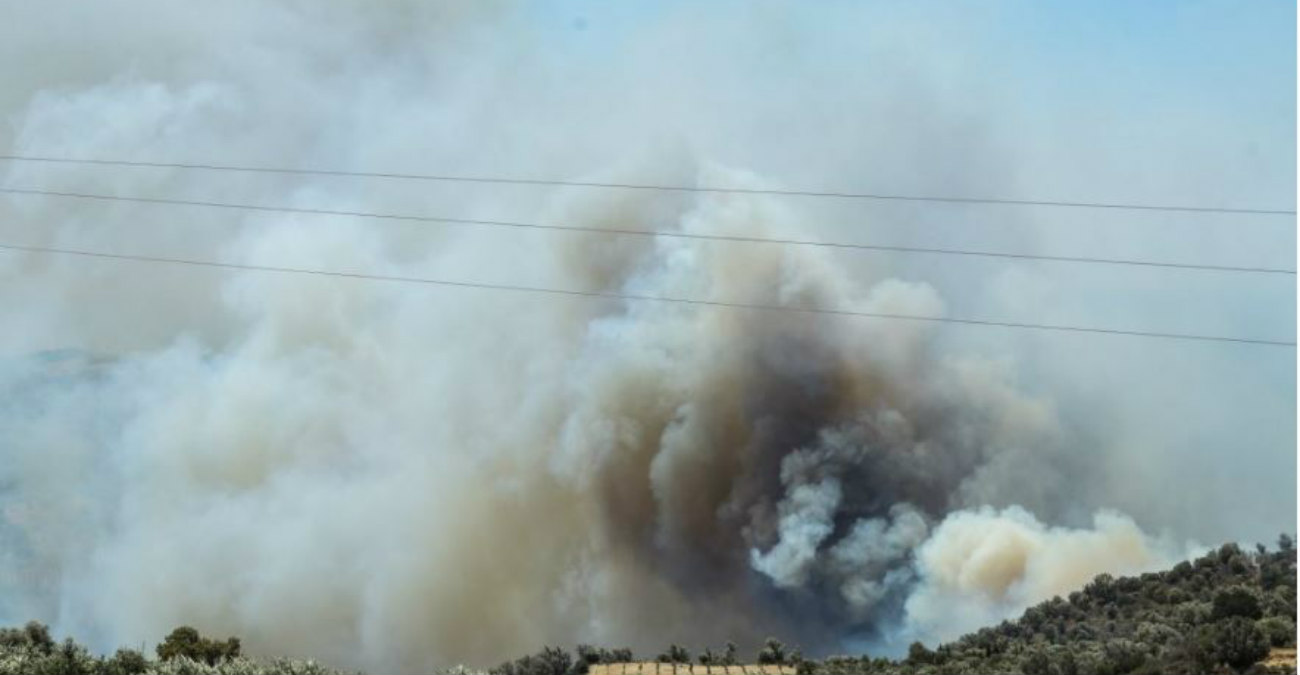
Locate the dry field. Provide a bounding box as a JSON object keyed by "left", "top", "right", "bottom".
{"left": 588, "top": 665, "right": 795, "bottom": 675}
{"left": 1261, "top": 647, "right": 1297, "bottom": 671}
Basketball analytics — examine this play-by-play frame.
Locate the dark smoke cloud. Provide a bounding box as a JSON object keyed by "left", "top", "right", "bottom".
{"left": 0, "top": 1, "right": 1290, "bottom": 672}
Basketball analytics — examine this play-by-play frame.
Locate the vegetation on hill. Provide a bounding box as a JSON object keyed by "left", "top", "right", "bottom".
{"left": 490, "top": 535, "right": 1298, "bottom": 675}
{"left": 0, "top": 623, "right": 344, "bottom": 675}
{"left": 812, "top": 535, "right": 1297, "bottom": 675}
{"left": 0, "top": 536, "right": 1293, "bottom": 675}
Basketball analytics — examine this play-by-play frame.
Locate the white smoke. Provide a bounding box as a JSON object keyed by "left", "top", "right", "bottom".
{"left": 902, "top": 506, "right": 1192, "bottom": 645}
{"left": 0, "top": 1, "right": 1292, "bottom": 673}
{"left": 828, "top": 504, "right": 929, "bottom": 618}
{"left": 751, "top": 480, "right": 844, "bottom": 589}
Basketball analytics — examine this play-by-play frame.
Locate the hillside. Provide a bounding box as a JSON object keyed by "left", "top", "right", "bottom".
{"left": 814, "top": 537, "right": 1297, "bottom": 674}
{"left": 486, "top": 538, "right": 1297, "bottom": 675}
{"left": 0, "top": 537, "right": 1293, "bottom": 675}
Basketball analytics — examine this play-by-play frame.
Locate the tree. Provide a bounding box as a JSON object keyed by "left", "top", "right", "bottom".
{"left": 156, "top": 626, "right": 241, "bottom": 665}
{"left": 1257, "top": 616, "right": 1296, "bottom": 648}
{"left": 906, "top": 642, "right": 935, "bottom": 665}
{"left": 1279, "top": 533, "right": 1294, "bottom": 553}
{"left": 1100, "top": 639, "right": 1146, "bottom": 674}
{"left": 1212, "top": 587, "right": 1263, "bottom": 621}
{"left": 757, "top": 638, "right": 787, "bottom": 664}
{"left": 491, "top": 646, "right": 572, "bottom": 675}
{"left": 0, "top": 621, "right": 54, "bottom": 655}
{"left": 1019, "top": 648, "right": 1051, "bottom": 675}
{"left": 656, "top": 644, "right": 690, "bottom": 664}
{"left": 1193, "top": 618, "right": 1270, "bottom": 673}
{"left": 722, "top": 642, "right": 738, "bottom": 665}
{"left": 105, "top": 648, "right": 149, "bottom": 675}
{"left": 1085, "top": 574, "right": 1118, "bottom": 604}
{"left": 60, "top": 638, "right": 100, "bottom": 675}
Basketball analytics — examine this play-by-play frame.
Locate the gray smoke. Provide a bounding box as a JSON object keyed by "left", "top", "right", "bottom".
{"left": 0, "top": 1, "right": 1292, "bottom": 673}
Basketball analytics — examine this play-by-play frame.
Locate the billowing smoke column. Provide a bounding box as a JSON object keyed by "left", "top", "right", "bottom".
{"left": 0, "top": 1, "right": 1276, "bottom": 673}
{"left": 0, "top": 167, "right": 1189, "bottom": 670}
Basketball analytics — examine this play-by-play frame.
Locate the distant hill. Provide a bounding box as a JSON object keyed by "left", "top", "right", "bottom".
{"left": 0, "top": 537, "right": 1294, "bottom": 675}
{"left": 815, "top": 537, "right": 1297, "bottom": 675}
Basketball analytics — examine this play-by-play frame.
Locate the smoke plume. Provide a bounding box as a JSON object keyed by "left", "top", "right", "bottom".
{"left": 0, "top": 1, "right": 1292, "bottom": 673}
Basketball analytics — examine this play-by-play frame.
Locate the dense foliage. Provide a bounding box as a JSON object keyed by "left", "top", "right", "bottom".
{"left": 489, "top": 537, "right": 1296, "bottom": 675}
{"left": 812, "top": 536, "right": 1296, "bottom": 675}
{"left": 0, "top": 623, "right": 346, "bottom": 675}
{"left": 155, "top": 627, "right": 242, "bottom": 666}
{"left": 2, "top": 537, "right": 1294, "bottom": 675}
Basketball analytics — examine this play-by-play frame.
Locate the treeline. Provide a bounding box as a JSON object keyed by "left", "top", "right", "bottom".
{"left": 1, "top": 536, "right": 1294, "bottom": 675}
{"left": 491, "top": 638, "right": 798, "bottom": 675}
{"left": 814, "top": 535, "right": 1297, "bottom": 674}
{"left": 492, "top": 535, "right": 1297, "bottom": 675}
{"left": 0, "top": 623, "right": 343, "bottom": 675}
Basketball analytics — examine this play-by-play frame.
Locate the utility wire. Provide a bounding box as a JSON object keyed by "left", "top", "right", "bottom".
{"left": 0, "top": 242, "right": 1292, "bottom": 347}
{"left": 1, "top": 187, "right": 1292, "bottom": 275}
{"left": 1, "top": 154, "right": 1294, "bottom": 216}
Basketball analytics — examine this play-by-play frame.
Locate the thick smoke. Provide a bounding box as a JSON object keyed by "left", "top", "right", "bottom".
{"left": 903, "top": 507, "right": 1178, "bottom": 645}
{"left": 0, "top": 1, "right": 1291, "bottom": 673}
{"left": 0, "top": 165, "right": 1191, "bottom": 668}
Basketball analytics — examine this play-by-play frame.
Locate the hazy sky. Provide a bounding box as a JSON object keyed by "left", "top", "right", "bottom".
{"left": 516, "top": 0, "right": 1300, "bottom": 543}
{"left": 0, "top": 1, "right": 1294, "bottom": 670}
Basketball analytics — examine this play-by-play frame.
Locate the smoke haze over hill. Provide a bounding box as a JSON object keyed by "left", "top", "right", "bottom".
{"left": 0, "top": 1, "right": 1293, "bottom": 672}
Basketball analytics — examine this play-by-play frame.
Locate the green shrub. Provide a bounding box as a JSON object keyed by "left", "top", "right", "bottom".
{"left": 156, "top": 627, "right": 241, "bottom": 666}
{"left": 490, "top": 647, "right": 571, "bottom": 675}
{"left": 1193, "top": 617, "right": 1270, "bottom": 672}
{"left": 1256, "top": 616, "right": 1296, "bottom": 647}
{"left": 1212, "top": 587, "right": 1264, "bottom": 621}
{"left": 659, "top": 645, "right": 689, "bottom": 664}
{"left": 104, "top": 648, "right": 149, "bottom": 675}
{"left": 0, "top": 621, "right": 55, "bottom": 655}
{"left": 1020, "top": 648, "right": 1051, "bottom": 675}
{"left": 1098, "top": 639, "right": 1146, "bottom": 674}
{"left": 905, "top": 642, "right": 935, "bottom": 666}
{"left": 757, "top": 638, "right": 786, "bottom": 665}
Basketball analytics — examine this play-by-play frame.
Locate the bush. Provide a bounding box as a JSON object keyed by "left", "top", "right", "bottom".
{"left": 757, "top": 638, "right": 787, "bottom": 665}
{"left": 490, "top": 647, "right": 571, "bottom": 675}
{"left": 156, "top": 627, "right": 241, "bottom": 666}
{"left": 1134, "top": 622, "right": 1180, "bottom": 647}
{"left": 1099, "top": 639, "right": 1146, "bottom": 674}
{"left": 572, "top": 645, "right": 633, "bottom": 673}
{"left": 1020, "top": 648, "right": 1051, "bottom": 675}
{"left": 22, "top": 638, "right": 98, "bottom": 675}
{"left": 1213, "top": 587, "right": 1264, "bottom": 622}
{"left": 1266, "top": 585, "right": 1297, "bottom": 621}
{"left": 1193, "top": 617, "right": 1270, "bottom": 673}
{"left": 105, "top": 648, "right": 149, "bottom": 675}
{"left": 905, "top": 642, "right": 935, "bottom": 665}
{"left": 1086, "top": 574, "right": 1118, "bottom": 604}
{"left": 1256, "top": 616, "right": 1296, "bottom": 647}
{"left": 0, "top": 621, "right": 55, "bottom": 655}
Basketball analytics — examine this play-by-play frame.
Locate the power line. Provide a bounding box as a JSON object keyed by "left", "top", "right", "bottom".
{"left": 0, "top": 242, "right": 1292, "bottom": 347}
{"left": 2, "top": 187, "right": 1292, "bottom": 275}
{"left": 1, "top": 154, "right": 1294, "bottom": 216}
